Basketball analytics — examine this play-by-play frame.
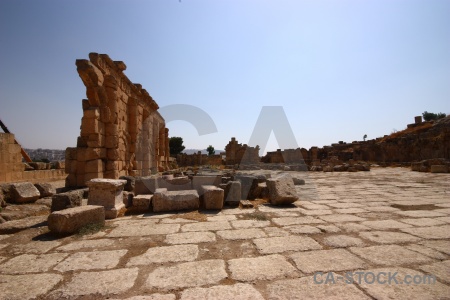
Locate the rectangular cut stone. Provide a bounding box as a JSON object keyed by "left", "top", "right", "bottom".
{"left": 10, "top": 182, "right": 40, "bottom": 203}
{"left": 132, "top": 195, "right": 152, "bottom": 211}
{"left": 290, "top": 249, "right": 367, "bottom": 273}
{"left": 181, "top": 221, "right": 231, "bottom": 232}
{"left": 165, "top": 231, "right": 216, "bottom": 244}
{"left": 48, "top": 205, "right": 105, "bottom": 234}
{"left": 266, "top": 174, "right": 299, "bottom": 205}
{"left": 358, "top": 231, "right": 421, "bottom": 244}
{"left": 51, "top": 190, "right": 84, "bottom": 212}
{"left": 254, "top": 236, "right": 322, "bottom": 254}
{"left": 54, "top": 250, "right": 127, "bottom": 272}
{"left": 87, "top": 178, "right": 126, "bottom": 219}
{"left": 181, "top": 283, "right": 264, "bottom": 300}
{"left": 108, "top": 222, "right": 180, "bottom": 237}
{"left": 153, "top": 190, "right": 199, "bottom": 213}
{"left": 224, "top": 181, "right": 241, "bottom": 206}
{"left": 400, "top": 225, "right": 450, "bottom": 239}
{"left": 0, "top": 253, "right": 69, "bottom": 274}
{"left": 0, "top": 273, "right": 63, "bottom": 300}
{"left": 192, "top": 175, "right": 221, "bottom": 193}
{"left": 201, "top": 185, "right": 224, "bottom": 210}
{"left": 127, "top": 244, "right": 198, "bottom": 266}
{"left": 349, "top": 245, "right": 433, "bottom": 265}
{"left": 217, "top": 228, "right": 266, "bottom": 240}
{"left": 229, "top": 254, "right": 297, "bottom": 281}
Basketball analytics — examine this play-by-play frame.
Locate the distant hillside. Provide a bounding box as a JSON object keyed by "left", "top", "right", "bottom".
{"left": 182, "top": 149, "right": 225, "bottom": 155}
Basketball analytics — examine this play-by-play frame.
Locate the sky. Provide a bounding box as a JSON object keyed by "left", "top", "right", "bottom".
{"left": 0, "top": 0, "right": 449, "bottom": 155}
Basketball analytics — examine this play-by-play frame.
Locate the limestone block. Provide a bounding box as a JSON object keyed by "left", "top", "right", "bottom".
{"left": 431, "top": 165, "right": 448, "bottom": 173}
{"left": 48, "top": 205, "right": 105, "bottom": 234}
{"left": 266, "top": 174, "right": 299, "bottom": 205}
{"left": 159, "top": 176, "right": 192, "bottom": 191}
{"left": 153, "top": 189, "right": 199, "bottom": 213}
{"left": 293, "top": 178, "right": 305, "bottom": 185}
{"left": 81, "top": 117, "right": 100, "bottom": 136}
{"left": 10, "top": 182, "right": 40, "bottom": 203}
{"left": 192, "top": 175, "right": 221, "bottom": 194}
{"left": 119, "top": 176, "right": 135, "bottom": 191}
{"left": 87, "top": 179, "right": 126, "bottom": 219}
{"left": 51, "top": 190, "right": 84, "bottom": 212}
{"left": 201, "top": 185, "right": 224, "bottom": 210}
{"left": 224, "top": 181, "right": 241, "bottom": 206}
{"left": 85, "top": 159, "right": 104, "bottom": 173}
{"left": 34, "top": 183, "right": 56, "bottom": 198}
{"left": 132, "top": 195, "right": 152, "bottom": 211}
{"left": 105, "top": 135, "right": 119, "bottom": 149}
{"left": 234, "top": 175, "right": 260, "bottom": 200}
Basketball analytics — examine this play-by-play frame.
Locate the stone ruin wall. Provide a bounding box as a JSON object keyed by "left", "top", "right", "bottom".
{"left": 65, "top": 53, "right": 170, "bottom": 187}
{"left": 176, "top": 152, "right": 223, "bottom": 167}
{"left": 225, "top": 137, "right": 260, "bottom": 165}
{"left": 0, "top": 133, "right": 66, "bottom": 183}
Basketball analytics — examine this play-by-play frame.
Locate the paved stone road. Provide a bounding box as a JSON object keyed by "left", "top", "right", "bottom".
{"left": 0, "top": 168, "right": 449, "bottom": 299}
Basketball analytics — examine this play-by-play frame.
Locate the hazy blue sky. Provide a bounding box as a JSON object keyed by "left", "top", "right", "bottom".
{"left": 1, "top": 0, "right": 449, "bottom": 154}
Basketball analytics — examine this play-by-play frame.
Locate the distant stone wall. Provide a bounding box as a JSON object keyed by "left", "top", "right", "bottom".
{"left": 0, "top": 133, "right": 66, "bottom": 183}
{"left": 176, "top": 152, "right": 223, "bottom": 166}
{"left": 225, "top": 137, "right": 260, "bottom": 165}
{"left": 66, "top": 53, "right": 170, "bottom": 187}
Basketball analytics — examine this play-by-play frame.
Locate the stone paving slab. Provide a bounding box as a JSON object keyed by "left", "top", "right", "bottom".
{"left": 144, "top": 259, "right": 227, "bottom": 290}
{"left": 418, "top": 239, "right": 450, "bottom": 255}
{"left": 108, "top": 223, "right": 180, "bottom": 237}
{"left": 217, "top": 228, "right": 266, "bottom": 240}
{"left": 230, "top": 219, "right": 271, "bottom": 229}
{"left": 180, "top": 283, "right": 264, "bottom": 300}
{"left": 394, "top": 210, "right": 448, "bottom": 218}
{"left": 435, "top": 216, "right": 450, "bottom": 223}
{"left": 267, "top": 275, "right": 371, "bottom": 300}
{"left": 360, "top": 220, "right": 413, "bottom": 230}
{"left": 228, "top": 254, "right": 298, "bottom": 281}
{"left": 0, "top": 253, "right": 69, "bottom": 274}
{"left": 56, "top": 238, "right": 115, "bottom": 251}
{"left": 206, "top": 215, "right": 237, "bottom": 222}
{"left": 356, "top": 267, "right": 450, "bottom": 300}
{"left": 349, "top": 245, "right": 434, "bottom": 266}
{"left": 419, "top": 260, "right": 450, "bottom": 284}
{"left": 400, "top": 225, "right": 450, "bottom": 239}
{"left": 263, "top": 227, "right": 289, "bottom": 237}
{"left": 284, "top": 225, "right": 322, "bottom": 234}
{"left": 127, "top": 245, "right": 198, "bottom": 266}
{"left": 405, "top": 244, "right": 448, "bottom": 259}
{"left": 323, "top": 235, "right": 365, "bottom": 247}
{"left": 54, "top": 249, "right": 127, "bottom": 272}
{"left": 290, "top": 249, "right": 367, "bottom": 273}
{"left": 0, "top": 273, "right": 63, "bottom": 300}
{"left": 7, "top": 240, "right": 61, "bottom": 254}
{"left": 51, "top": 267, "right": 139, "bottom": 298}
{"left": 0, "top": 216, "right": 47, "bottom": 234}
{"left": 298, "top": 209, "right": 333, "bottom": 216}
{"left": 118, "top": 295, "right": 176, "bottom": 300}
{"left": 359, "top": 230, "right": 422, "bottom": 244}
{"left": 272, "top": 216, "right": 325, "bottom": 226}
{"left": 165, "top": 231, "right": 216, "bottom": 244}
{"left": 319, "top": 214, "right": 366, "bottom": 223}
{"left": 316, "top": 224, "right": 341, "bottom": 233}
{"left": 160, "top": 218, "right": 197, "bottom": 224}
{"left": 181, "top": 221, "right": 231, "bottom": 232}
{"left": 336, "top": 222, "right": 371, "bottom": 232}
{"left": 253, "top": 236, "right": 322, "bottom": 254}
{"left": 398, "top": 217, "right": 447, "bottom": 226}
{"left": 334, "top": 208, "right": 368, "bottom": 214}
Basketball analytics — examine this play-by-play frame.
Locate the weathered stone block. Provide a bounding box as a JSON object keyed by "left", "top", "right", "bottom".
{"left": 135, "top": 176, "right": 158, "bottom": 194}
{"left": 430, "top": 165, "right": 448, "bottom": 173}
{"left": 293, "top": 178, "right": 305, "bottom": 185}
{"left": 224, "top": 181, "right": 241, "bottom": 206}
{"left": 266, "top": 173, "right": 299, "bottom": 205}
{"left": 34, "top": 183, "right": 56, "bottom": 198}
{"left": 201, "top": 185, "right": 224, "bottom": 210}
{"left": 234, "top": 175, "right": 260, "bottom": 200}
{"left": 132, "top": 195, "right": 152, "bottom": 211}
{"left": 51, "top": 190, "right": 84, "bottom": 212}
{"left": 153, "top": 189, "right": 199, "bottom": 213}
{"left": 48, "top": 205, "right": 105, "bottom": 234}
{"left": 119, "top": 176, "right": 135, "bottom": 191}
{"left": 86, "top": 178, "right": 126, "bottom": 219}
{"left": 159, "top": 176, "right": 192, "bottom": 191}
{"left": 10, "top": 182, "right": 40, "bottom": 203}
{"left": 192, "top": 175, "right": 221, "bottom": 194}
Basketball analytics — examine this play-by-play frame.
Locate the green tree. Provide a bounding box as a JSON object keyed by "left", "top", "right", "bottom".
{"left": 169, "top": 137, "right": 185, "bottom": 156}
{"left": 206, "top": 145, "right": 215, "bottom": 156}
{"left": 422, "top": 111, "right": 447, "bottom": 122}
{"left": 363, "top": 134, "right": 367, "bottom": 141}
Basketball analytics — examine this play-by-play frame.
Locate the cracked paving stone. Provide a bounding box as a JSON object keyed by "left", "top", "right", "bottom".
{"left": 356, "top": 267, "right": 450, "bottom": 299}
{"left": 181, "top": 221, "right": 231, "bottom": 232}
{"left": 267, "top": 274, "right": 371, "bottom": 300}
{"left": 284, "top": 225, "right": 322, "bottom": 234}
{"left": 405, "top": 244, "right": 448, "bottom": 260}
{"left": 180, "top": 283, "right": 264, "bottom": 300}
{"left": 319, "top": 214, "right": 366, "bottom": 223}
{"left": 230, "top": 219, "right": 270, "bottom": 229}
{"left": 253, "top": 236, "right": 322, "bottom": 254}
{"left": 54, "top": 250, "right": 127, "bottom": 272}
{"left": 419, "top": 260, "right": 450, "bottom": 284}
{"left": 8, "top": 240, "right": 61, "bottom": 254}
{"left": 400, "top": 225, "right": 450, "bottom": 239}
{"left": 0, "top": 253, "right": 68, "bottom": 274}
{"left": 0, "top": 273, "right": 63, "bottom": 300}
{"left": 398, "top": 218, "right": 447, "bottom": 227}
{"left": 323, "top": 235, "right": 365, "bottom": 248}
{"left": 228, "top": 254, "right": 297, "bottom": 281}
{"left": 394, "top": 210, "right": 447, "bottom": 218}
{"left": 51, "top": 267, "right": 139, "bottom": 298}
{"left": 359, "top": 231, "right": 421, "bottom": 244}
{"left": 272, "top": 216, "right": 325, "bottom": 226}
{"left": 264, "top": 227, "right": 289, "bottom": 237}
{"left": 337, "top": 222, "right": 371, "bottom": 232}
{"left": 418, "top": 240, "right": 450, "bottom": 255}
{"left": 360, "top": 220, "right": 412, "bottom": 230}
{"left": 334, "top": 208, "right": 368, "bottom": 214}
{"left": 165, "top": 231, "right": 216, "bottom": 244}
{"left": 108, "top": 223, "right": 180, "bottom": 237}
{"left": 127, "top": 244, "right": 198, "bottom": 266}
{"left": 56, "top": 239, "right": 115, "bottom": 251}
{"left": 206, "top": 215, "right": 237, "bottom": 222}
{"left": 118, "top": 295, "right": 176, "bottom": 300}
{"left": 217, "top": 228, "right": 266, "bottom": 240}
{"left": 349, "top": 245, "right": 434, "bottom": 266}
{"left": 144, "top": 259, "right": 227, "bottom": 290}
{"left": 316, "top": 224, "right": 341, "bottom": 233}
{"left": 290, "top": 249, "right": 367, "bottom": 273}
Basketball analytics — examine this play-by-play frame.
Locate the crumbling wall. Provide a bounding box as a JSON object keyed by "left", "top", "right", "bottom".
{"left": 66, "top": 53, "right": 170, "bottom": 187}
{"left": 225, "top": 137, "right": 260, "bottom": 165}
{"left": 176, "top": 152, "right": 223, "bottom": 166}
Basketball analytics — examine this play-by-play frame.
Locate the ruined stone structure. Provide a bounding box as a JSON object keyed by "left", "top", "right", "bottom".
{"left": 176, "top": 152, "right": 223, "bottom": 167}
{"left": 225, "top": 138, "right": 260, "bottom": 165}
{"left": 261, "top": 148, "right": 308, "bottom": 164}
{"left": 0, "top": 133, "right": 66, "bottom": 183}
{"left": 65, "top": 53, "right": 170, "bottom": 187}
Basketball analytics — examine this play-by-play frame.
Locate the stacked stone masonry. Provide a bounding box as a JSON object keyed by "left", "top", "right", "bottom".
{"left": 66, "top": 53, "right": 170, "bottom": 187}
